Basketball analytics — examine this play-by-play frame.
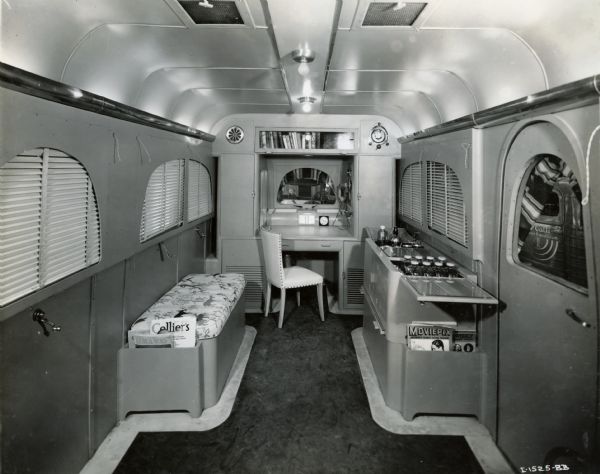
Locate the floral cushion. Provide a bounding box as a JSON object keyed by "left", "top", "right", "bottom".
{"left": 131, "top": 273, "right": 245, "bottom": 340}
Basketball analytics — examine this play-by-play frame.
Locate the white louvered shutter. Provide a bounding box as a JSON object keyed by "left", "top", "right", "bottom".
{"left": 140, "top": 160, "right": 185, "bottom": 242}
{"left": 426, "top": 161, "right": 468, "bottom": 246}
{"left": 0, "top": 148, "right": 101, "bottom": 306}
{"left": 400, "top": 162, "right": 422, "bottom": 224}
{"left": 0, "top": 151, "right": 43, "bottom": 305}
{"left": 187, "top": 160, "right": 212, "bottom": 222}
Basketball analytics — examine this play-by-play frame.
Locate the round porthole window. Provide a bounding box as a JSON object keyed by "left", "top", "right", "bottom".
{"left": 225, "top": 126, "right": 244, "bottom": 144}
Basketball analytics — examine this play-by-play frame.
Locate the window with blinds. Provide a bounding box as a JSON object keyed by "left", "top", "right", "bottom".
{"left": 0, "top": 148, "right": 101, "bottom": 306}
{"left": 140, "top": 160, "right": 185, "bottom": 242}
{"left": 187, "top": 160, "right": 212, "bottom": 222}
{"left": 400, "top": 162, "right": 423, "bottom": 224}
{"left": 426, "top": 161, "right": 468, "bottom": 247}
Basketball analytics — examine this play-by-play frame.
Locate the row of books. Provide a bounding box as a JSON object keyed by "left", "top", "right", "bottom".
{"left": 407, "top": 322, "right": 477, "bottom": 352}
{"left": 259, "top": 131, "right": 322, "bottom": 150}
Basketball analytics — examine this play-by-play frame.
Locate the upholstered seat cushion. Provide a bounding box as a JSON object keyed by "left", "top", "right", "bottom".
{"left": 131, "top": 273, "right": 245, "bottom": 340}
{"left": 283, "top": 266, "right": 323, "bottom": 289}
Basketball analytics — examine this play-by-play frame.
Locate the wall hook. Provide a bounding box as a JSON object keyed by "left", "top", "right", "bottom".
{"left": 32, "top": 309, "right": 61, "bottom": 337}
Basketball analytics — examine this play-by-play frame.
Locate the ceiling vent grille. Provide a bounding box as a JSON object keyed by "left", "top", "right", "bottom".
{"left": 178, "top": 1, "right": 244, "bottom": 25}
{"left": 362, "top": 2, "right": 427, "bottom": 26}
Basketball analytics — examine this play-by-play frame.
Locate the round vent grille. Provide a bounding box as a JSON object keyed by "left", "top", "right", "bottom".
{"left": 225, "top": 126, "right": 244, "bottom": 144}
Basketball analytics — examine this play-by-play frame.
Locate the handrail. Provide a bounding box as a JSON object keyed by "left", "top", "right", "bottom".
{"left": 0, "top": 62, "right": 215, "bottom": 142}
{"left": 399, "top": 74, "right": 600, "bottom": 144}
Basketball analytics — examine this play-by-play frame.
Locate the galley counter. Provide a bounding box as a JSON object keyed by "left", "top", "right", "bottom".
{"left": 361, "top": 227, "right": 498, "bottom": 420}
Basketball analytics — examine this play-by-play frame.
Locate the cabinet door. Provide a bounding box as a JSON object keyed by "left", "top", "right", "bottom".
{"left": 218, "top": 154, "right": 256, "bottom": 238}
{"left": 357, "top": 155, "right": 394, "bottom": 231}
{"left": 342, "top": 240, "right": 364, "bottom": 310}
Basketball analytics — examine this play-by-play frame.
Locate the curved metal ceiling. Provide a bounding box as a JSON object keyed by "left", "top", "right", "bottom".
{"left": 1, "top": 0, "right": 598, "bottom": 135}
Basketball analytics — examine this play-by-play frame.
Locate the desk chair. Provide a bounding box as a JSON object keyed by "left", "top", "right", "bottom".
{"left": 260, "top": 229, "right": 325, "bottom": 328}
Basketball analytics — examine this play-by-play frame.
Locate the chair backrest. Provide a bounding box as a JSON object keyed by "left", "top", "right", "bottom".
{"left": 260, "top": 229, "right": 285, "bottom": 288}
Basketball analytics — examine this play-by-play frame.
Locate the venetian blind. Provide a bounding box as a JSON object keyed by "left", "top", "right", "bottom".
{"left": 140, "top": 160, "right": 185, "bottom": 242}
{"left": 0, "top": 148, "right": 101, "bottom": 306}
{"left": 400, "top": 162, "right": 423, "bottom": 224}
{"left": 187, "top": 160, "right": 212, "bottom": 222}
{"left": 426, "top": 161, "right": 468, "bottom": 246}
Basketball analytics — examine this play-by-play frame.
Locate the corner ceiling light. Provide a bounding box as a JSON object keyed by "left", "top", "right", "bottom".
{"left": 298, "top": 96, "right": 316, "bottom": 113}
{"left": 292, "top": 49, "right": 315, "bottom": 77}
{"left": 198, "top": 0, "right": 213, "bottom": 8}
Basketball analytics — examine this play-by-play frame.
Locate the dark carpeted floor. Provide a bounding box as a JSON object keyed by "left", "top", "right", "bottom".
{"left": 115, "top": 297, "right": 484, "bottom": 474}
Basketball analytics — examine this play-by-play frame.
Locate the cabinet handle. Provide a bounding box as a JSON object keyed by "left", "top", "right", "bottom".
{"left": 565, "top": 308, "right": 592, "bottom": 328}
{"left": 320, "top": 244, "right": 331, "bottom": 248}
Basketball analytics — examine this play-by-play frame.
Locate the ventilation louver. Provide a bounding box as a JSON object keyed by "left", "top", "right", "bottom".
{"left": 225, "top": 126, "right": 245, "bottom": 144}
{"left": 178, "top": 1, "right": 244, "bottom": 25}
{"left": 363, "top": 2, "right": 427, "bottom": 26}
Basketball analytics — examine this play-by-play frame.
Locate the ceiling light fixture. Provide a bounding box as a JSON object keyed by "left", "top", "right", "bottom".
{"left": 393, "top": 2, "right": 407, "bottom": 10}
{"left": 292, "top": 49, "right": 315, "bottom": 77}
{"left": 298, "top": 96, "right": 316, "bottom": 113}
{"left": 198, "top": 0, "right": 213, "bottom": 8}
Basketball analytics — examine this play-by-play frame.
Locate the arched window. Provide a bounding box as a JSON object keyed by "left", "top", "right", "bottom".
{"left": 0, "top": 148, "right": 101, "bottom": 306}
{"left": 515, "top": 155, "right": 587, "bottom": 288}
{"left": 426, "top": 161, "right": 468, "bottom": 246}
{"left": 140, "top": 160, "right": 185, "bottom": 242}
{"left": 400, "top": 162, "right": 423, "bottom": 224}
{"left": 277, "top": 168, "right": 336, "bottom": 205}
{"left": 187, "top": 160, "right": 212, "bottom": 222}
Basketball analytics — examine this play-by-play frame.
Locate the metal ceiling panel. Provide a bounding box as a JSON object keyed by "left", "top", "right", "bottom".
{"left": 326, "top": 70, "right": 476, "bottom": 120}
{"left": 330, "top": 29, "right": 546, "bottom": 110}
{"left": 171, "top": 88, "right": 290, "bottom": 125}
{"left": 266, "top": 0, "right": 338, "bottom": 114}
{"left": 324, "top": 91, "right": 440, "bottom": 133}
{"left": 136, "top": 67, "right": 284, "bottom": 115}
{"left": 321, "top": 105, "right": 412, "bottom": 135}
{"left": 194, "top": 105, "right": 291, "bottom": 132}
{"left": 0, "top": 0, "right": 182, "bottom": 80}
{"left": 62, "top": 26, "right": 279, "bottom": 110}
{"left": 421, "top": 0, "right": 600, "bottom": 88}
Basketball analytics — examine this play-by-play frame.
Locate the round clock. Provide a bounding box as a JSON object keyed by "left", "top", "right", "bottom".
{"left": 319, "top": 215, "right": 330, "bottom": 226}
{"left": 370, "top": 123, "right": 388, "bottom": 144}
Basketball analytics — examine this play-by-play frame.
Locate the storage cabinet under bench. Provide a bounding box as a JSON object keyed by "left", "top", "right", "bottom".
{"left": 118, "top": 273, "right": 246, "bottom": 419}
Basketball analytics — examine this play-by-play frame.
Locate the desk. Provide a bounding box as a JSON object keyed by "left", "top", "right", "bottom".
{"left": 267, "top": 225, "right": 360, "bottom": 314}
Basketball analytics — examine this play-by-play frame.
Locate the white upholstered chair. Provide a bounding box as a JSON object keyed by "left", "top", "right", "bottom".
{"left": 260, "top": 229, "right": 325, "bottom": 328}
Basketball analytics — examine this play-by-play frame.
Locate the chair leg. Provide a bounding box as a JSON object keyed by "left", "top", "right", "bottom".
{"left": 278, "top": 289, "right": 286, "bottom": 329}
{"left": 296, "top": 290, "right": 301, "bottom": 307}
{"left": 317, "top": 283, "right": 325, "bottom": 322}
{"left": 264, "top": 284, "right": 271, "bottom": 318}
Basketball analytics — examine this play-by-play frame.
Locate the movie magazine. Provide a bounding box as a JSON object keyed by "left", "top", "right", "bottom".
{"left": 407, "top": 322, "right": 455, "bottom": 351}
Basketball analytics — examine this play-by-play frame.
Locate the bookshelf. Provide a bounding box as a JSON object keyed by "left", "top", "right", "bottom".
{"left": 256, "top": 128, "right": 358, "bottom": 154}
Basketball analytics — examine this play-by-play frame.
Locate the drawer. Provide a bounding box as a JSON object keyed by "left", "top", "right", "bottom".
{"left": 281, "top": 239, "right": 342, "bottom": 252}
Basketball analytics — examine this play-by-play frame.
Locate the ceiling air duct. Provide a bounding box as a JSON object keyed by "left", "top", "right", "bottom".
{"left": 177, "top": 1, "right": 244, "bottom": 25}
{"left": 362, "top": 2, "right": 427, "bottom": 26}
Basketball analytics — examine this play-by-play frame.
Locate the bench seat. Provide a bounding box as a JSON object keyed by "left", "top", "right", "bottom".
{"left": 131, "top": 273, "right": 245, "bottom": 340}
{"left": 118, "top": 273, "right": 246, "bottom": 419}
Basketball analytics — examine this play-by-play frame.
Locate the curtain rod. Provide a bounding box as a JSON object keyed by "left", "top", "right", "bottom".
{"left": 0, "top": 62, "right": 216, "bottom": 142}
{"left": 399, "top": 74, "right": 600, "bottom": 144}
